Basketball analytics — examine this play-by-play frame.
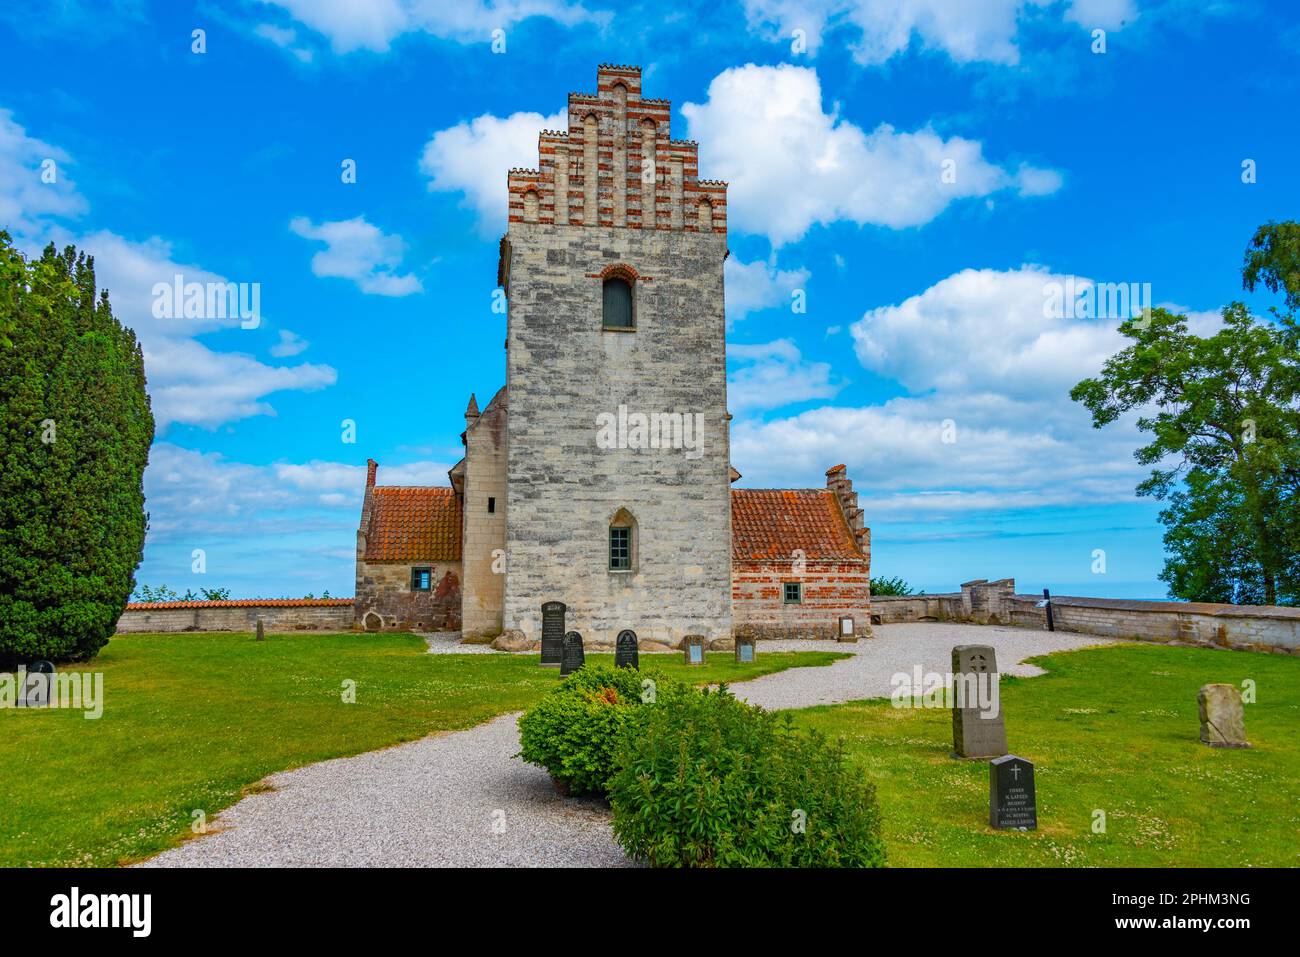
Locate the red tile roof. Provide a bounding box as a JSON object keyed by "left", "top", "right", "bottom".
{"left": 364, "top": 486, "right": 462, "bottom": 562}
{"left": 124, "top": 598, "right": 353, "bottom": 610}
{"left": 731, "top": 489, "right": 862, "bottom": 562}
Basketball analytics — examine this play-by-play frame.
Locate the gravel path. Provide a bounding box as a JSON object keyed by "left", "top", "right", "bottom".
{"left": 142, "top": 623, "right": 1110, "bottom": 867}
{"left": 735, "top": 622, "right": 1114, "bottom": 711}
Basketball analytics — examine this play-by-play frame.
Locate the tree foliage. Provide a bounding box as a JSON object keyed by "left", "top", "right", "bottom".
{"left": 0, "top": 233, "right": 154, "bottom": 665}
{"left": 1070, "top": 224, "right": 1300, "bottom": 606}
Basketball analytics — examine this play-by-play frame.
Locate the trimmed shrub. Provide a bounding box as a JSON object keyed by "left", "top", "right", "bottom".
{"left": 608, "top": 688, "right": 887, "bottom": 867}
{"left": 517, "top": 664, "right": 688, "bottom": 795}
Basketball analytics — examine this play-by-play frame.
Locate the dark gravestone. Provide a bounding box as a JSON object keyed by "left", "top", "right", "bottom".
{"left": 951, "top": 644, "right": 1007, "bottom": 759}
{"left": 734, "top": 635, "right": 756, "bottom": 664}
{"left": 615, "top": 630, "right": 639, "bottom": 669}
{"left": 21, "top": 660, "right": 55, "bottom": 708}
{"left": 540, "top": 601, "right": 566, "bottom": 668}
{"left": 989, "top": 755, "right": 1037, "bottom": 830}
{"left": 255, "top": 618, "right": 265, "bottom": 642}
{"left": 683, "top": 635, "right": 705, "bottom": 665}
{"left": 559, "top": 631, "right": 585, "bottom": 676}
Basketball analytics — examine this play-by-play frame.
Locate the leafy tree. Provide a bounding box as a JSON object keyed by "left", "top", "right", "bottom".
{"left": 870, "top": 575, "right": 917, "bottom": 596}
{"left": 0, "top": 234, "right": 154, "bottom": 665}
{"left": 1071, "top": 232, "right": 1300, "bottom": 605}
{"left": 1242, "top": 220, "right": 1300, "bottom": 320}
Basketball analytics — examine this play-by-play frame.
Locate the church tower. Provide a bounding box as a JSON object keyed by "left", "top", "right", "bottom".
{"left": 498, "top": 64, "right": 732, "bottom": 644}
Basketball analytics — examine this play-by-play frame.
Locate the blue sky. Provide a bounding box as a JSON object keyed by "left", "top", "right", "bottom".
{"left": 2, "top": 0, "right": 1296, "bottom": 599}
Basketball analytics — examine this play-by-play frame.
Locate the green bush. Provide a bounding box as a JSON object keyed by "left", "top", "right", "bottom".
{"left": 517, "top": 664, "right": 687, "bottom": 795}
{"left": 0, "top": 236, "right": 154, "bottom": 668}
{"left": 608, "top": 688, "right": 887, "bottom": 867}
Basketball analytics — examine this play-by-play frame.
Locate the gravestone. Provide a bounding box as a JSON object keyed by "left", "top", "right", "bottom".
{"left": 255, "top": 618, "right": 265, "bottom": 642}
{"left": 951, "top": 644, "right": 1007, "bottom": 758}
{"left": 559, "top": 631, "right": 585, "bottom": 676}
{"left": 21, "top": 660, "right": 55, "bottom": 708}
{"left": 837, "top": 616, "right": 857, "bottom": 643}
{"left": 683, "top": 635, "right": 705, "bottom": 665}
{"left": 734, "top": 635, "right": 756, "bottom": 664}
{"left": 540, "top": 601, "right": 566, "bottom": 668}
{"left": 989, "top": 755, "right": 1037, "bottom": 830}
{"left": 615, "top": 630, "right": 639, "bottom": 669}
{"left": 1197, "top": 683, "right": 1250, "bottom": 748}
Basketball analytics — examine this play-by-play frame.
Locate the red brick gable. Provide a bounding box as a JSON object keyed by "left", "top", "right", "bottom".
{"left": 364, "top": 487, "right": 462, "bottom": 562}
{"left": 731, "top": 489, "right": 862, "bottom": 562}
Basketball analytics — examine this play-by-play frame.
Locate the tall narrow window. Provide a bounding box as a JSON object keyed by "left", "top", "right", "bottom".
{"left": 609, "top": 527, "right": 631, "bottom": 570}
{"left": 602, "top": 277, "right": 633, "bottom": 329}
{"left": 487, "top": 497, "right": 496, "bottom": 514}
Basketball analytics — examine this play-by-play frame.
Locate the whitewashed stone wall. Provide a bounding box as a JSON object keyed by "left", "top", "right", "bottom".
{"left": 502, "top": 222, "right": 732, "bottom": 645}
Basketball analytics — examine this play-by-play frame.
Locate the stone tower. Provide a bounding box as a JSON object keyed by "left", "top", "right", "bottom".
{"left": 499, "top": 63, "right": 732, "bottom": 645}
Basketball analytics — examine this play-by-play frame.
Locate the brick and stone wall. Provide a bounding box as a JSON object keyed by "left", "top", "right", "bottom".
{"left": 116, "top": 599, "right": 354, "bottom": 634}
{"left": 501, "top": 65, "right": 732, "bottom": 647}
{"left": 872, "top": 578, "right": 1299, "bottom": 655}
{"left": 354, "top": 560, "right": 461, "bottom": 632}
{"left": 732, "top": 559, "right": 872, "bottom": 639}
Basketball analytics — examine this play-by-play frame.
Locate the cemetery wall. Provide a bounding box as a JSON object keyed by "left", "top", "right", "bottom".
{"left": 116, "top": 599, "right": 354, "bottom": 634}
{"left": 733, "top": 559, "right": 872, "bottom": 639}
{"left": 872, "top": 579, "right": 1299, "bottom": 654}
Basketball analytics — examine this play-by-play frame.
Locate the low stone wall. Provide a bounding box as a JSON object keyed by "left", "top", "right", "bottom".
{"left": 116, "top": 599, "right": 355, "bottom": 634}
{"left": 873, "top": 579, "right": 1299, "bottom": 655}
{"left": 732, "top": 559, "right": 872, "bottom": 640}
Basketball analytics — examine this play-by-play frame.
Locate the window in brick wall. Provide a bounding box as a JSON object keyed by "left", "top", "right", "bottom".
{"left": 784, "top": 581, "right": 802, "bottom": 604}
{"left": 411, "top": 567, "right": 432, "bottom": 591}
{"left": 488, "top": 496, "right": 496, "bottom": 514}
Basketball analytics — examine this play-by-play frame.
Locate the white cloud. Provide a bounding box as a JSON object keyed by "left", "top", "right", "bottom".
{"left": 253, "top": 22, "right": 314, "bottom": 62}
{"left": 270, "top": 328, "right": 310, "bottom": 357}
{"left": 419, "top": 109, "right": 566, "bottom": 235}
{"left": 725, "top": 256, "right": 811, "bottom": 323}
{"left": 4, "top": 110, "right": 341, "bottom": 432}
{"left": 732, "top": 266, "right": 1180, "bottom": 518}
{"left": 0, "top": 108, "right": 86, "bottom": 234}
{"left": 741, "top": 0, "right": 1139, "bottom": 66}
{"left": 289, "top": 215, "right": 423, "bottom": 296}
{"left": 682, "top": 65, "right": 1061, "bottom": 246}
{"left": 728, "top": 338, "right": 843, "bottom": 413}
{"left": 257, "top": 0, "right": 605, "bottom": 54}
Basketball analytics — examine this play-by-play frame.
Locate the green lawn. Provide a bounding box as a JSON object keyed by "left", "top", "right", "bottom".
{"left": 791, "top": 643, "right": 1300, "bottom": 867}
{"left": 0, "top": 631, "right": 847, "bottom": 867}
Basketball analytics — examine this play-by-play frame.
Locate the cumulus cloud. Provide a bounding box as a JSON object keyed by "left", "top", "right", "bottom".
{"left": 289, "top": 215, "right": 423, "bottom": 296}
{"left": 725, "top": 256, "right": 811, "bottom": 323}
{"left": 728, "top": 339, "right": 843, "bottom": 412}
{"left": 252, "top": 22, "right": 314, "bottom": 62}
{"left": 257, "top": 0, "right": 606, "bottom": 54}
{"left": 4, "top": 111, "right": 340, "bottom": 431}
{"left": 731, "top": 266, "right": 1184, "bottom": 517}
{"left": 419, "top": 109, "right": 566, "bottom": 235}
{"left": 269, "top": 329, "right": 310, "bottom": 357}
{"left": 682, "top": 65, "right": 1061, "bottom": 245}
{"left": 741, "top": 0, "right": 1139, "bottom": 66}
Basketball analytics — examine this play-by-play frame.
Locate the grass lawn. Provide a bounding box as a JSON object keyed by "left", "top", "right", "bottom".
{"left": 0, "top": 631, "right": 847, "bottom": 867}
{"left": 791, "top": 642, "right": 1300, "bottom": 867}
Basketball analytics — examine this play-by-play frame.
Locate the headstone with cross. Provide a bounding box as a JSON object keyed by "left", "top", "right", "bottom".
{"left": 989, "top": 755, "right": 1037, "bottom": 830}
{"left": 614, "top": 630, "right": 639, "bottom": 669}
{"left": 951, "top": 644, "right": 1007, "bottom": 758}
{"left": 559, "top": 631, "right": 585, "bottom": 676}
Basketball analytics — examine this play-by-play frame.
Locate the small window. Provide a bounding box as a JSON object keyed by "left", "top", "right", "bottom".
{"left": 783, "top": 581, "right": 802, "bottom": 604}
{"left": 411, "top": 567, "right": 432, "bottom": 591}
{"left": 609, "top": 526, "right": 631, "bottom": 570}
{"left": 602, "top": 277, "right": 633, "bottom": 329}
{"left": 487, "top": 497, "right": 496, "bottom": 514}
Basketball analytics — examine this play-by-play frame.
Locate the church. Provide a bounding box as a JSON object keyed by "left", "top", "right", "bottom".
{"left": 354, "top": 64, "right": 872, "bottom": 646}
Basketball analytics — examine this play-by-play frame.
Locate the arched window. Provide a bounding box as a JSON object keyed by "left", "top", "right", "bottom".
{"left": 609, "top": 508, "right": 637, "bottom": 571}
{"left": 602, "top": 276, "right": 633, "bottom": 330}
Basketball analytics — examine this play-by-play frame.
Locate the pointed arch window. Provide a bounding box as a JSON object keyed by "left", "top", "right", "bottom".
{"left": 609, "top": 508, "right": 638, "bottom": 571}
